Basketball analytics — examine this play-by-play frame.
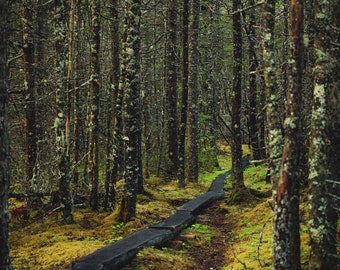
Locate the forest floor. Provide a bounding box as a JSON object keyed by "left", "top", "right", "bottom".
{"left": 9, "top": 146, "right": 311, "bottom": 269}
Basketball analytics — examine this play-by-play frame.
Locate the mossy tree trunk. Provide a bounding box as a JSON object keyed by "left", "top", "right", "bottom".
{"left": 54, "top": 0, "right": 73, "bottom": 225}
{"left": 0, "top": 1, "right": 13, "bottom": 268}
{"left": 231, "top": 0, "right": 244, "bottom": 191}
{"left": 178, "top": 0, "right": 189, "bottom": 187}
{"left": 166, "top": 0, "right": 179, "bottom": 180}
{"left": 22, "top": 0, "right": 37, "bottom": 189}
{"left": 186, "top": 0, "right": 201, "bottom": 183}
{"left": 88, "top": 0, "right": 101, "bottom": 211}
{"left": 308, "top": 0, "right": 336, "bottom": 268}
{"left": 104, "top": 0, "right": 121, "bottom": 211}
{"left": 262, "top": 0, "right": 283, "bottom": 196}
{"left": 119, "top": 0, "right": 142, "bottom": 222}
{"left": 207, "top": 2, "right": 220, "bottom": 170}
{"left": 272, "top": 0, "right": 304, "bottom": 268}
{"left": 246, "top": 0, "right": 265, "bottom": 161}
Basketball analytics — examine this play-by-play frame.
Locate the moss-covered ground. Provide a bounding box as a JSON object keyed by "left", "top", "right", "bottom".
{"left": 9, "top": 144, "right": 311, "bottom": 269}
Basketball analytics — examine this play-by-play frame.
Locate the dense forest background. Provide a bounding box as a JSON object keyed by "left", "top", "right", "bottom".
{"left": 1, "top": 0, "right": 340, "bottom": 269}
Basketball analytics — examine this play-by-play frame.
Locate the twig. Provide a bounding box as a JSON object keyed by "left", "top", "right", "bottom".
{"left": 257, "top": 218, "right": 271, "bottom": 267}
{"left": 229, "top": 243, "right": 248, "bottom": 270}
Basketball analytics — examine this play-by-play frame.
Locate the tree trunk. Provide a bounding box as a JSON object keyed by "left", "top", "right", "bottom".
{"left": 22, "top": 0, "right": 37, "bottom": 188}
{"left": 178, "top": 0, "right": 189, "bottom": 187}
{"left": 262, "top": 0, "right": 283, "bottom": 195}
{"left": 104, "top": 0, "right": 121, "bottom": 211}
{"left": 88, "top": 0, "right": 101, "bottom": 211}
{"left": 0, "top": 1, "right": 13, "bottom": 268}
{"left": 71, "top": 0, "right": 81, "bottom": 187}
{"left": 119, "top": 0, "right": 142, "bottom": 222}
{"left": 166, "top": 0, "right": 179, "bottom": 179}
{"left": 231, "top": 0, "right": 244, "bottom": 191}
{"left": 207, "top": 2, "right": 219, "bottom": 169}
{"left": 308, "top": 0, "right": 335, "bottom": 267}
{"left": 246, "top": 0, "right": 262, "bottom": 161}
{"left": 54, "top": 0, "right": 73, "bottom": 225}
{"left": 273, "top": 1, "right": 304, "bottom": 268}
{"left": 186, "top": 0, "right": 201, "bottom": 183}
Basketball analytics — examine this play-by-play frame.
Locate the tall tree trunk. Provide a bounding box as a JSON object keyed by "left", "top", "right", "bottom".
{"left": 207, "top": 2, "right": 219, "bottom": 169}
{"left": 262, "top": 0, "right": 283, "bottom": 195}
{"left": 178, "top": 0, "right": 189, "bottom": 186}
{"left": 231, "top": 0, "right": 244, "bottom": 191}
{"left": 308, "top": 0, "right": 335, "bottom": 268}
{"left": 246, "top": 0, "right": 262, "bottom": 160}
{"left": 119, "top": 0, "right": 142, "bottom": 222}
{"left": 54, "top": 0, "right": 73, "bottom": 225}
{"left": 186, "top": 0, "right": 201, "bottom": 183}
{"left": 88, "top": 0, "right": 101, "bottom": 211}
{"left": 166, "top": 0, "right": 179, "bottom": 179}
{"left": 328, "top": 0, "right": 340, "bottom": 263}
{"left": 0, "top": 1, "right": 12, "bottom": 268}
{"left": 72, "top": 0, "right": 81, "bottom": 187}
{"left": 104, "top": 0, "right": 121, "bottom": 211}
{"left": 273, "top": 0, "right": 304, "bottom": 268}
{"left": 22, "top": 0, "right": 37, "bottom": 188}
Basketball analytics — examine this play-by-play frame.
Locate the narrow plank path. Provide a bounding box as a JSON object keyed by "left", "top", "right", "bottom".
{"left": 73, "top": 160, "right": 250, "bottom": 270}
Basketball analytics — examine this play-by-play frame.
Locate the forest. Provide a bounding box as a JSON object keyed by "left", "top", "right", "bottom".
{"left": 0, "top": 0, "right": 340, "bottom": 269}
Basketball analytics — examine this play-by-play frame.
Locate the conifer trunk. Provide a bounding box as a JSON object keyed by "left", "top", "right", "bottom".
{"left": 0, "top": 1, "right": 12, "bottom": 268}
{"left": 187, "top": 0, "right": 201, "bottom": 183}
{"left": 273, "top": 1, "right": 304, "bottom": 268}
{"left": 22, "top": 0, "right": 37, "bottom": 186}
{"left": 178, "top": 0, "right": 189, "bottom": 186}
{"left": 119, "top": 0, "right": 142, "bottom": 222}
{"left": 54, "top": 0, "right": 73, "bottom": 224}
{"left": 231, "top": 0, "right": 244, "bottom": 190}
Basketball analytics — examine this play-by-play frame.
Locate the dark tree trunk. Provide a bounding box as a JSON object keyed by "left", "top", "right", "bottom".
{"left": 119, "top": 0, "right": 142, "bottom": 222}
{"left": 186, "top": 0, "right": 201, "bottom": 183}
{"left": 178, "top": 0, "right": 189, "bottom": 187}
{"left": 246, "top": 0, "right": 262, "bottom": 161}
{"left": 273, "top": 0, "right": 304, "bottom": 268}
{"left": 72, "top": 0, "right": 81, "bottom": 187}
{"left": 231, "top": 0, "right": 244, "bottom": 190}
{"left": 88, "top": 0, "right": 101, "bottom": 211}
{"left": 0, "top": 1, "right": 12, "bottom": 268}
{"left": 22, "top": 0, "right": 37, "bottom": 187}
{"left": 166, "top": 0, "right": 179, "bottom": 179}
{"left": 104, "top": 0, "right": 121, "bottom": 211}
{"left": 207, "top": 3, "right": 219, "bottom": 169}
{"left": 54, "top": 0, "right": 73, "bottom": 225}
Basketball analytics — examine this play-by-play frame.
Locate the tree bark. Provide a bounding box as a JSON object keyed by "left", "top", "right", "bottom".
{"left": 231, "top": 0, "right": 244, "bottom": 191}
{"left": 187, "top": 0, "right": 201, "bottom": 183}
{"left": 308, "top": 0, "right": 335, "bottom": 267}
{"left": 0, "top": 1, "right": 13, "bottom": 268}
{"left": 178, "top": 0, "right": 189, "bottom": 186}
{"left": 273, "top": 0, "right": 304, "bottom": 268}
{"left": 119, "top": 0, "right": 142, "bottom": 222}
{"left": 54, "top": 0, "right": 74, "bottom": 224}
{"left": 22, "top": 0, "right": 37, "bottom": 188}
{"left": 104, "top": 0, "right": 121, "bottom": 211}
{"left": 88, "top": 0, "right": 101, "bottom": 211}
{"left": 262, "top": 0, "right": 283, "bottom": 195}
{"left": 165, "top": 0, "right": 179, "bottom": 179}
